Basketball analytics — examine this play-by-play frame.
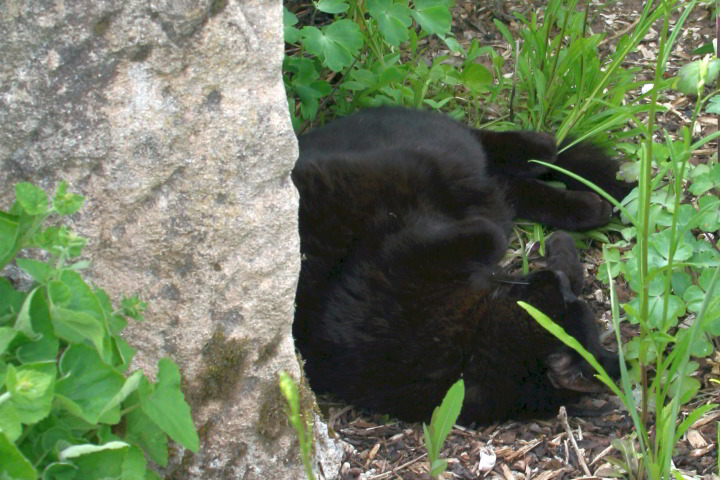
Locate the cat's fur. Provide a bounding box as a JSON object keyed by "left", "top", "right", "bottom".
{"left": 291, "top": 107, "right": 630, "bottom": 425}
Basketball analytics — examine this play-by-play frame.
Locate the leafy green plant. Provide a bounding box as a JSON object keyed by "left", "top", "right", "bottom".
{"left": 492, "top": 0, "right": 681, "bottom": 143}
{"left": 523, "top": 1, "right": 720, "bottom": 478}
{"left": 283, "top": 0, "right": 503, "bottom": 130}
{"left": 0, "top": 182, "right": 199, "bottom": 480}
{"left": 279, "top": 371, "right": 315, "bottom": 480}
{"left": 423, "top": 378, "right": 464, "bottom": 480}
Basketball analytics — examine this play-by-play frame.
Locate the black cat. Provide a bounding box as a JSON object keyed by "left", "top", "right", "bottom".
{"left": 291, "top": 107, "right": 630, "bottom": 425}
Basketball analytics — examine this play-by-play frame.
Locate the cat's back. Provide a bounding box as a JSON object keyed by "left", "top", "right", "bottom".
{"left": 297, "top": 107, "right": 486, "bottom": 167}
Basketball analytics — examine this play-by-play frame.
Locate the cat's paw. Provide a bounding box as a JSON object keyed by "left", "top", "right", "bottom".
{"left": 563, "top": 191, "right": 612, "bottom": 231}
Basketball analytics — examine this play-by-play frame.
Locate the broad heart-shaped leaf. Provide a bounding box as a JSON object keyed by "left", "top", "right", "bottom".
{"left": 697, "top": 195, "right": 719, "bottom": 233}
{"left": 368, "top": 0, "right": 412, "bottom": 46}
{"left": 124, "top": 407, "right": 169, "bottom": 466}
{"left": 689, "top": 173, "right": 714, "bottom": 195}
{"left": 301, "top": 20, "right": 363, "bottom": 72}
{"left": 707, "top": 95, "right": 720, "bottom": 114}
{"left": 52, "top": 181, "right": 84, "bottom": 216}
{"left": 284, "top": 6, "right": 298, "bottom": 26}
{"left": 55, "top": 344, "right": 126, "bottom": 424}
{"left": 50, "top": 305, "right": 107, "bottom": 358}
{"left": 0, "top": 277, "right": 25, "bottom": 319}
{"left": 41, "top": 462, "right": 79, "bottom": 480}
{"left": 16, "top": 182, "right": 49, "bottom": 216}
{"left": 411, "top": 0, "right": 451, "bottom": 36}
{"left": 2, "top": 363, "right": 56, "bottom": 431}
{"left": 0, "top": 211, "right": 20, "bottom": 269}
{"left": 15, "top": 258, "right": 52, "bottom": 284}
{"left": 141, "top": 358, "right": 199, "bottom": 452}
{"left": 461, "top": 63, "right": 492, "bottom": 91}
{"left": 315, "top": 0, "right": 349, "bottom": 14}
{"left": 59, "top": 441, "right": 137, "bottom": 480}
{"left": 0, "top": 432, "right": 36, "bottom": 480}
{"left": 59, "top": 270, "right": 106, "bottom": 319}
{"left": 0, "top": 400, "right": 23, "bottom": 441}
{"left": 284, "top": 7, "right": 302, "bottom": 44}
{"left": 0, "top": 327, "right": 18, "bottom": 354}
{"left": 629, "top": 294, "right": 685, "bottom": 330}
{"left": 676, "top": 58, "right": 720, "bottom": 95}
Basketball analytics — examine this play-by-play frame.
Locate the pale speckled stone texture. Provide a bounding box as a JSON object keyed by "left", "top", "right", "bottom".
{"left": 0, "top": 0, "right": 344, "bottom": 478}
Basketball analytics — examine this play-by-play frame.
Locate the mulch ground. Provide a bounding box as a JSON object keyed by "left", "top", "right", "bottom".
{"left": 291, "top": 1, "right": 720, "bottom": 478}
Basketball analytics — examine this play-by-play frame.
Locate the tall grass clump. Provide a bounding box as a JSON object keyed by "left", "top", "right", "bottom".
{"left": 524, "top": 1, "right": 720, "bottom": 478}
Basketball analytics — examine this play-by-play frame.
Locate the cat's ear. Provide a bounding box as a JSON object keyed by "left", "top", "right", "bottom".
{"left": 474, "top": 129, "right": 557, "bottom": 177}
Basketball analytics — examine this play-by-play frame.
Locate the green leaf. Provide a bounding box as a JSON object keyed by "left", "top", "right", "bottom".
{"left": 52, "top": 182, "right": 85, "bottom": 216}
{"left": 0, "top": 327, "right": 18, "bottom": 354}
{"left": 16, "top": 182, "right": 49, "bottom": 216}
{"left": 0, "top": 278, "right": 25, "bottom": 319}
{"left": 122, "top": 445, "right": 147, "bottom": 480}
{"left": 5, "top": 363, "right": 55, "bottom": 425}
{"left": 0, "top": 432, "right": 36, "bottom": 480}
{"left": 50, "top": 306, "right": 107, "bottom": 357}
{"left": 429, "top": 379, "right": 463, "bottom": 449}
{"left": 99, "top": 371, "right": 144, "bottom": 420}
{"left": 315, "top": 0, "right": 349, "bottom": 14}
{"left": 422, "top": 423, "right": 435, "bottom": 461}
{"left": 114, "top": 337, "right": 136, "bottom": 372}
{"left": 0, "top": 212, "right": 20, "bottom": 269}
{"left": 691, "top": 41, "right": 715, "bottom": 55}
{"left": 301, "top": 20, "right": 363, "bottom": 72}
{"left": 411, "top": 0, "right": 451, "bottom": 36}
{"left": 0, "top": 401, "right": 22, "bottom": 441}
{"left": 423, "top": 378, "right": 463, "bottom": 475}
{"left": 14, "top": 288, "right": 42, "bottom": 340}
{"left": 41, "top": 462, "right": 78, "bottom": 480}
{"left": 55, "top": 344, "right": 126, "bottom": 424}
{"left": 461, "top": 63, "right": 492, "bottom": 91}
{"left": 49, "top": 281, "right": 73, "bottom": 307}
{"left": 684, "top": 285, "right": 706, "bottom": 313}
{"left": 15, "top": 258, "right": 52, "bottom": 284}
{"left": 689, "top": 173, "right": 713, "bottom": 195}
{"left": 15, "top": 291, "right": 58, "bottom": 363}
{"left": 493, "top": 18, "right": 514, "bottom": 46}
{"left": 368, "top": 0, "right": 412, "bottom": 46}
{"left": 124, "top": 407, "right": 169, "bottom": 467}
{"left": 430, "top": 458, "right": 449, "bottom": 476}
{"left": 697, "top": 195, "right": 719, "bottom": 232}
{"left": 676, "top": 59, "right": 720, "bottom": 95}
{"left": 141, "top": 358, "right": 199, "bottom": 452}
{"left": 59, "top": 441, "right": 130, "bottom": 480}
{"left": 283, "top": 6, "right": 298, "bottom": 26}
{"left": 7, "top": 363, "right": 54, "bottom": 400}
{"left": 59, "top": 270, "right": 106, "bottom": 320}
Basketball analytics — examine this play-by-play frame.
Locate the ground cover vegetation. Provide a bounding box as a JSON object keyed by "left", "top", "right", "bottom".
{"left": 0, "top": 183, "right": 199, "bottom": 480}
{"left": 282, "top": 0, "right": 719, "bottom": 478}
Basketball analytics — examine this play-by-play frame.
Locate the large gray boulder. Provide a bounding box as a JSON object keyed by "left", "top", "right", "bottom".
{"left": 0, "top": 0, "right": 343, "bottom": 478}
